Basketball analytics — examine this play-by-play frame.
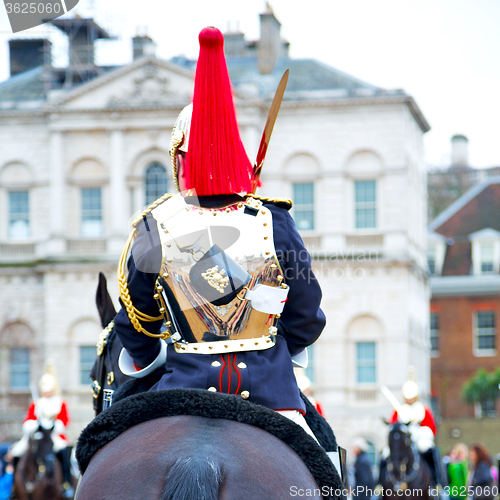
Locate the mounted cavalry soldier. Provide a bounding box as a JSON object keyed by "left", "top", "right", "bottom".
{"left": 114, "top": 27, "right": 326, "bottom": 442}
{"left": 11, "top": 364, "right": 75, "bottom": 498}
{"left": 380, "top": 372, "right": 444, "bottom": 489}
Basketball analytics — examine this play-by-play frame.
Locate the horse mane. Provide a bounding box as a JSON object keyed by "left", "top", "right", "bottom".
{"left": 161, "top": 457, "right": 222, "bottom": 500}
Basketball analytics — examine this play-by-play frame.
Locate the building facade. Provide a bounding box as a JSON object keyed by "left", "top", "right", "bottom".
{"left": 0, "top": 7, "right": 430, "bottom": 456}
{"left": 428, "top": 178, "right": 500, "bottom": 454}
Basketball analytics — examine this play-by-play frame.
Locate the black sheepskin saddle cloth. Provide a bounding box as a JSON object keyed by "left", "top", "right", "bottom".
{"left": 76, "top": 388, "right": 342, "bottom": 494}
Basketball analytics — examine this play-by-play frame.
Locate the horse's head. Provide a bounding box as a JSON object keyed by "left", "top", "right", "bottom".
{"left": 388, "top": 423, "right": 413, "bottom": 462}
{"left": 28, "top": 424, "right": 57, "bottom": 477}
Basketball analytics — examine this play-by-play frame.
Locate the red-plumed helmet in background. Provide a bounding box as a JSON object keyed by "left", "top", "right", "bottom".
{"left": 170, "top": 27, "right": 255, "bottom": 196}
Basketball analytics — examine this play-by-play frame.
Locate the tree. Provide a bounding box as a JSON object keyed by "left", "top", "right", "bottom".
{"left": 461, "top": 368, "right": 500, "bottom": 417}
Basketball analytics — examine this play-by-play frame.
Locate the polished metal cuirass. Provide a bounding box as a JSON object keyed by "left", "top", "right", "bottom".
{"left": 150, "top": 194, "right": 287, "bottom": 354}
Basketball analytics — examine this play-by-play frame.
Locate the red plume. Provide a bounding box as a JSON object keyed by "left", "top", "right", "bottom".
{"left": 185, "top": 26, "right": 254, "bottom": 196}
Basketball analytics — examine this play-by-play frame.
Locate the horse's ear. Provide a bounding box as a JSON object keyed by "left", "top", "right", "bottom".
{"left": 96, "top": 272, "right": 117, "bottom": 328}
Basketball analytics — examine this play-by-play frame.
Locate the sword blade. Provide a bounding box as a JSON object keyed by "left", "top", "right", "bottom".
{"left": 253, "top": 69, "right": 289, "bottom": 187}
{"left": 381, "top": 385, "right": 404, "bottom": 415}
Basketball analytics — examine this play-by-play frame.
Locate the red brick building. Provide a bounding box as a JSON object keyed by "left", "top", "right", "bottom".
{"left": 427, "top": 178, "right": 500, "bottom": 450}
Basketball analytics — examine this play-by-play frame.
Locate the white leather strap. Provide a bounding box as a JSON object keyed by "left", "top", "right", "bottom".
{"left": 244, "top": 284, "right": 289, "bottom": 315}
{"left": 119, "top": 340, "right": 167, "bottom": 378}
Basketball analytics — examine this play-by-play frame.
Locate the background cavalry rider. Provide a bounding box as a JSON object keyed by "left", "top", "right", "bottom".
{"left": 11, "top": 365, "right": 74, "bottom": 498}
{"left": 380, "top": 374, "right": 444, "bottom": 489}
{"left": 114, "top": 26, "right": 326, "bottom": 442}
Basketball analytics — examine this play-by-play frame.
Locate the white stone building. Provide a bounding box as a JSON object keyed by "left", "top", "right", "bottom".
{"left": 0, "top": 8, "right": 430, "bottom": 459}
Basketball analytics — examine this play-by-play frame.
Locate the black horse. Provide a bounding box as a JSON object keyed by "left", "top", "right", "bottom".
{"left": 14, "top": 424, "right": 65, "bottom": 500}
{"left": 380, "top": 423, "right": 433, "bottom": 500}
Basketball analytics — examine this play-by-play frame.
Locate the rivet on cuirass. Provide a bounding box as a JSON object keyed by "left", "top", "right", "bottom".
{"left": 266, "top": 252, "right": 270, "bottom": 255}
{"left": 237, "top": 362, "right": 247, "bottom": 369}
{"left": 271, "top": 264, "right": 277, "bottom": 269}
{"left": 262, "top": 210, "right": 266, "bottom": 215}
{"left": 277, "top": 275, "right": 283, "bottom": 281}
{"left": 211, "top": 361, "right": 221, "bottom": 367}
{"left": 159, "top": 307, "right": 165, "bottom": 313}
{"left": 224, "top": 345, "right": 229, "bottom": 348}
{"left": 276, "top": 314, "right": 281, "bottom": 318}
{"left": 163, "top": 272, "right": 169, "bottom": 278}
{"left": 254, "top": 342, "right": 259, "bottom": 346}
{"left": 199, "top": 210, "right": 203, "bottom": 215}
{"left": 281, "top": 284, "right": 287, "bottom": 289}
{"left": 238, "top": 203, "right": 243, "bottom": 208}
{"left": 209, "top": 346, "right": 213, "bottom": 350}
{"left": 240, "top": 390, "right": 250, "bottom": 399}
{"left": 264, "top": 236, "right": 268, "bottom": 240}
{"left": 208, "top": 387, "right": 217, "bottom": 392}
{"left": 154, "top": 294, "right": 159, "bottom": 299}
{"left": 240, "top": 344, "right": 244, "bottom": 347}
{"left": 213, "top": 212, "right": 217, "bottom": 216}
{"left": 263, "top": 223, "right": 267, "bottom": 226}
{"left": 226, "top": 208, "right": 231, "bottom": 213}
{"left": 193, "top": 347, "right": 198, "bottom": 351}
{"left": 166, "top": 321, "right": 172, "bottom": 327}
{"left": 157, "top": 285, "right": 163, "bottom": 291}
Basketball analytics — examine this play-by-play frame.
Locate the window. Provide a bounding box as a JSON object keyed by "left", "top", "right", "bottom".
{"left": 356, "top": 342, "right": 376, "bottom": 383}
{"left": 10, "top": 348, "right": 30, "bottom": 389}
{"left": 145, "top": 162, "right": 168, "bottom": 206}
{"left": 430, "top": 313, "right": 439, "bottom": 353}
{"left": 355, "top": 181, "right": 376, "bottom": 229}
{"left": 9, "top": 191, "right": 30, "bottom": 238}
{"left": 475, "top": 311, "right": 496, "bottom": 351}
{"left": 480, "top": 243, "right": 494, "bottom": 274}
{"left": 293, "top": 183, "right": 314, "bottom": 230}
{"left": 430, "top": 397, "right": 440, "bottom": 420}
{"left": 428, "top": 248, "right": 436, "bottom": 275}
{"left": 81, "top": 188, "right": 103, "bottom": 237}
{"left": 479, "top": 399, "right": 496, "bottom": 418}
{"left": 80, "top": 346, "right": 96, "bottom": 385}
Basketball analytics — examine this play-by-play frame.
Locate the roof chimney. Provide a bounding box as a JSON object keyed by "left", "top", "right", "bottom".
{"left": 133, "top": 34, "right": 156, "bottom": 60}
{"left": 8, "top": 39, "right": 51, "bottom": 76}
{"left": 224, "top": 31, "right": 247, "bottom": 57}
{"left": 51, "top": 18, "right": 111, "bottom": 67}
{"left": 258, "top": 3, "right": 281, "bottom": 75}
{"left": 451, "top": 134, "right": 469, "bottom": 167}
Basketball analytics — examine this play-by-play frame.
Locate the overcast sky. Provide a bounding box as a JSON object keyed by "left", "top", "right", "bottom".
{"left": 1, "top": 0, "right": 499, "bottom": 169}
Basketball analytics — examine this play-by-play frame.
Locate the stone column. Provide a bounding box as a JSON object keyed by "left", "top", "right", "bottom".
{"left": 108, "top": 128, "right": 128, "bottom": 254}
{"left": 44, "top": 130, "right": 65, "bottom": 256}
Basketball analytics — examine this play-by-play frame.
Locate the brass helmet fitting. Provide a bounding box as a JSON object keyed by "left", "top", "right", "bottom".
{"left": 169, "top": 104, "right": 192, "bottom": 192}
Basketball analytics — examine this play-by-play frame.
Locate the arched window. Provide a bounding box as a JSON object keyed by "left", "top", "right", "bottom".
{"left": 145, "top": 163, "right": 168, "bottom": 205}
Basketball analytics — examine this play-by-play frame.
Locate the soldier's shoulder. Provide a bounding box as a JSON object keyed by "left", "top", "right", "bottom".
{"left": 246, "top": 194, "right": 293, "bottom": 211}
{"left": 132, "top": 193, "right": 175, "bottom": 228}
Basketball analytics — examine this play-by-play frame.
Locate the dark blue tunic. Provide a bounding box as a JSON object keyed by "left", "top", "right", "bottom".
{"left": 114, "top": 196, "right": 326, "bottom": 413}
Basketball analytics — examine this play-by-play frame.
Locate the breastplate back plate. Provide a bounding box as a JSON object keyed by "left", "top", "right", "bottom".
{"left": 151, "top": 194, "right": 286, "bottom": 354}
